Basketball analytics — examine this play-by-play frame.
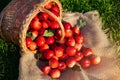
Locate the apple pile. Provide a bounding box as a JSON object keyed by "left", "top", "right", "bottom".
{"left": 26, "top": 2, "right": 101, "bottom": 79}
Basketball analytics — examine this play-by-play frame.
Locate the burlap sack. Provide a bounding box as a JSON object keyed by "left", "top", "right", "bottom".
{"left": 19, "top": 10, "right": 120, "bottom": 80}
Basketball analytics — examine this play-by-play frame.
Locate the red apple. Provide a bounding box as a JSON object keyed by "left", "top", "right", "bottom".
{"left": 59, "top": 53, "right": 68, "bottom": 61}
{"left": 82, "top": 47, "right": 93, "bottom": 57}
{"left": 50, "top": 21, "right": 60, "bottom": 29}
{"left": 39, "top": 12, "right": 49, "bottom": 20}
{"left": 80, "top": 58, "right": 91, "bottom": 68}
{"left": 26, "top": 37, "right": 32, "bottom": 47}
{"left": 39, "top": 44, "right": 49, "bottom": 52}
{"left": 66, "top": 46, "right": 76, "bottom": 56}
{"left": 44, "top": 50, "right": 54, "bottom": 59}
{"left": 90, "top": 55, "right": 101, "bottom": 65}
{"left": 75, "top": 34, "right": 84, "bottom": 44}
{"left": 42, "top": 65, "right": 51, "bottom": 75}
{"left": 50, "top": 69, "right": 61, "bottom": 79}
{"left": 30, "top": 19, "right": 42, "bottom": 30}
{"left": 44, "top": 2, "right": 52, "bottom": 9}
{"left": 49, "top": 58, "right": 59, "bottom": 68}
{"left": 66, "top": 37, "right": 75, "bottom": 47}
{"left": 50, "top": 10, "right": 59, "bottom": 17}
{"left": 74, "top": 43, "right": 82, "bottom": 51}
{"left": 65, "top": 29, "right": 73, "bottom": 38}
{"left": 46, "top": 36, "right": 55, "bottom": 45}
{"left": 39, "top": 28, "right": 45, "bottom": 35}
{"left": 58, "top": 62, "right": 67, "bottom": 71}
{"left": 72, "top": 26, "right": 80, "bottom": 35}
{"left": 74, "top": 52, "right": 83, "bottom": 62}
{"left": 66, "top": 57, "right": 76, "bottom": 68}
{"left": 28, "top": 42, "right": 37, "bottom": 51}
{"left": 35, "top": 36, "right": 46, "bottom": 47}
{"left": 31, "top": 30, "right": 38, "bottom": 39}
{"left": 54, "top": 46, "right": 64, "bottom": 57}
{"left": 63, "top": 22, "right": 72, "bottom": 29}
{"left": 42, "top": 21, "right": 49, "bottom": 29}
{"left": 55, "top": 29, "right": 62, "bottom": 39}
{"left": 51, "top": 5, "right": 60, "bottom": 13}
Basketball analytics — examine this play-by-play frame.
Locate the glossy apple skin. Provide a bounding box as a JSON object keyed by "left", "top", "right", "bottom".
{"left": 66, "top": 47, "right": 76, "bottom": 56}
{"left": 44, "top": 50, "right": 54, "bottom": 60}
{"left": 80, "top": 58, "right": 91, "bottom": 68}
{"left": 54, "top": 46, "right": 64, "bottom": 58}
{"left": 35, "top": 36, "right": 46, "bottom": 47}
{"left": 90, "top": 55, "right": 101, "bottom": 65}
{"left": 49, "top": 58, "right": 59, "bottom": 68}
{"left": 30, "top": 19, "right": 42, "bottom": 30}
{"left": 49, "top": 69, "right": 61, "bottom": 79}
{"left": 66, "top": 57, "right": 76, "bottom": 68}
{"left": 42, "top": 65, "right": 51, "bottom": 75}
{"left": 58, "top": 62, "right": 67, "bottom": 71}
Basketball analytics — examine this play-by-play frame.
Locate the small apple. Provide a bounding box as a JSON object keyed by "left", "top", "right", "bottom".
{"left": 90, "top": 54, "right": 101, "bottom": 65}
{"left": 49, "top": 58, "right": 59, "bottom": 68}
{"left": 66, "top": 46, "right": 76, "bottom": 56}
{"left": 49, "top": 69, "right": 61, "bottom": 79}
{"left": 66, "top": 57, "right": 76, "bottom": 68}
{"left": 44, "top": 50, "right": 54, "bottom": 60}
{"left": 80, "top": 58, "right": 91, "bottom": 68}
{"left": 42, "top": 65, "right": 51, "bottom": 75}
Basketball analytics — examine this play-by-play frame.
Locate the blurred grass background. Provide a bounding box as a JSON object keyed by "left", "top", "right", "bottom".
{"left": 0, "top": 0, "right": 120, "bottom": 80}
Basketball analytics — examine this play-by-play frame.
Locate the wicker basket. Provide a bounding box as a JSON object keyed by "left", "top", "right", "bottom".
{"left": 0, "top": 0, "right": 65, "bottom": 54}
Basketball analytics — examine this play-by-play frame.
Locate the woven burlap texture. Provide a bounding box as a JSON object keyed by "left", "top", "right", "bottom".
{"left": 19, "top": 10, "right": 120, "bottom": 80}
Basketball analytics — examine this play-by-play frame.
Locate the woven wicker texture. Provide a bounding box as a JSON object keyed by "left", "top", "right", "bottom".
{"left": 0, "top": 0, "right": 64, "bottom": 54}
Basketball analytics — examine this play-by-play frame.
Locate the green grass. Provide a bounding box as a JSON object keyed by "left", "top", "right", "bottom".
{"left": 0, "top": 0, "right": 120, "bottom": 80}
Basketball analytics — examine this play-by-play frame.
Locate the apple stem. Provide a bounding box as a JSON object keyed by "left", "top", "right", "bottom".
{"left": 76, "top": 63, "right": 90, "bottom": 80}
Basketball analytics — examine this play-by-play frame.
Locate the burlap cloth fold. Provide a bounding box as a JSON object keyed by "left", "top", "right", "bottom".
{"left": 19, "top": 11, "right": 120, "bottom": 80}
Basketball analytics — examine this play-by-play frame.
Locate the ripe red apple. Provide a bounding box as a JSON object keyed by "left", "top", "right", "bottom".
{"left": 63, "top": 22, "right": 72, "bottom": 29}
{"left": 65, "top": 29, "right": 73, "bottom": 38}
{"left": 75, "top": 34, "right": 84, "bottom": 44}
{"left": 54, "top": 46, "right": 64, "bottom": 57}
{"left": 44, "top": 2, "right": 52, "bottom": 9}
{"left": 72, "top": 26, "right": 80, "bottom": 35}
{"left": 80, "top": 58, "right": 91, "bottom": 68}
{"left": 66, "top": 46, "right": 76, "bottom": 56}
{"left": 42, "top": 21, "right": 49, "bottom": 29}
{"left": 49, "top": 58, "right": 59, "bottom": 68}
{"left": 30, "top": 19, "right": 42, "bottom": 30}
{"left": 74, "top": 43, "right": 82, "bottom": 51}
{"left": 50, "top": 21, "right": 60, "bottom": 29}
{"left": 28, "top": 42, "right": 37, "bottom": 51}
{"left": 42, "top": 65, "right": 51, "bottom": 75}
{"left": 58, "top": 62, "right": 67, "bottom": 71}
{"left": 46, "top": 36, "right": 55, "bottom": 45}
{"left": 55, "top": 29, "right": 62, "bottom": 39}
{"left": 90, "top": 55, "right": 101, "bottom": 65}
{"left": 39, "top": 28, "right": 45, "bottom": 35}
{"left": 26, "top": 37, "right": 32, "bottom": 47}
{"left": 35, "top": 36, "right": 46, "bottom": 47}
{"left": 59, "top": 53, "right": 68, "bottom": 61}
{"left": 74, "top": 52, "right": 83, "bottom": 62}
{"left": 39, "top": 12, "right": 49, "bottom": 20}
{"left": 66, "top": 37, "right": 75, "bottom": 47}
{"left": 66, "top": 57, "right": 76, "bottom": 68}
{"left": 31, "top": 30, "right": 39, "bottom": 39}
{"left": 44, "top": 50, "right": 54, "bottom": 59}
{"left": 50, "top": 10, "right": 59, "bottom": 17}
{"left": 39, "top": 44, "right": 49, "bottom": 52}
{"left": 82, "top": 47, "right": 93, "bottom": 57}
{"left": 51, "top": 5, "right": 60, "bottom": 13}
{"left": 49, "top": 69, "right": 61, "bottom": 79}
